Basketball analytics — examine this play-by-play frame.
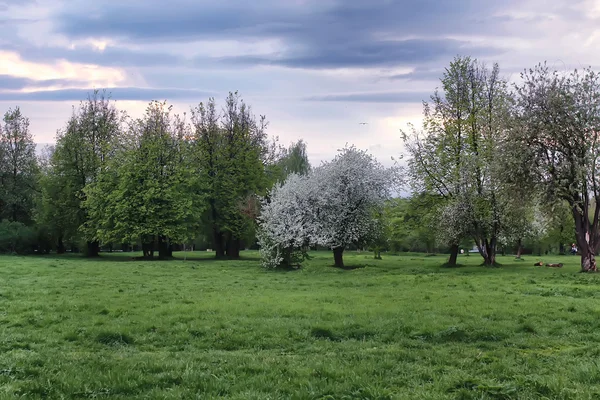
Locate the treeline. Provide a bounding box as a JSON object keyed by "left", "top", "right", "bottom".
{"left": 0, "top": 91, "right": 310, "bottom": 258}
{"left": 400, "top": 56, "right": 596, "bottom": 270}
{"left": 1, "top": 54, "right": 594, "bottom": 271}
{"left": 380, "top": 196, "right": 575, "bottom": 256}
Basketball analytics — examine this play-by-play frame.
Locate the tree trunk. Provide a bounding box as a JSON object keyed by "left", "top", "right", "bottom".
{"left": 157, "top": 235, "right": 172, "bottom": 259}
{"left": 572, "top": 207, "right": 598, "bottom": 272}
{"left": 483, "top": 251, "right": 496, "bottom": 266}
{"left": 581, "top": 250, "right": 597, "bottom": 272}
{"left": 374, "top": 249, "right": 382, "bottom": 260}
{"left": 333, "top": 246, "right": 344, "bottom": 268}
{"left": 86, "top": 241, "right": 100, "bottom": 258}
{"left": 516, "top": 238, "right": 523, "bottom": 259}
{"left": 476, "top": 237, "right": 497, "bottom": 267}
{"left": 226, "top": 237, "right": 241, "bottom": 259}
{"left": 448, "top": 244, "right": 459, "bottom": 266}
{"left": 57, "top": 236, "right": 66, "bottom": 254}
{"left": 213, "top": 228, "right": 226, "bottom": 258}
{"left": 142, "top": 240, "right": 154, "bottom": 259}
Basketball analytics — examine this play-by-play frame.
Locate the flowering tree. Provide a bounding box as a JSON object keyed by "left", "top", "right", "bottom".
{"left": 513, "top": 64, "right": 600, "bottom": 272}
{"left": 257, "top": 146, "right": 392, "bottom": 269}
{"left": 256, "top": 173, "right": 312, "bottom": 269}
{"left": 308, "top": 146, "right": 391, "bottom": 268}
{"left": 403, "top": 56, "right": 515, "bottom": 267}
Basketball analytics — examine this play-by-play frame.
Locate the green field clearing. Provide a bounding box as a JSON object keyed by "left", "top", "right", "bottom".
{"left": 1, "top": 252, "right": 599, "bottom": 399}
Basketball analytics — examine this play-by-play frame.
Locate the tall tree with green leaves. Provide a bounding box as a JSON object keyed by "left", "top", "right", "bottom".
{"left": 274, "top": 139, "right": 311, "bottom": 181}
{"left": 43, "top": 90, "right": 122, "bottom": 256}
{"left": 404, "top": 56, "right": 515, "bottom": 266}
{"left": 36, "top": 144, "right": 77, "bottom": 253}
{"left": 402, "top": 56, "right": 474, "bottom": 266}
{"left": 190, "top": 92, "right": 270, "bottom": 259}
{"left": 84, "top": 101, "right": 202, "bottom": 259}
{"left": 0, "top": 107, "right": 38, "bottom": 224}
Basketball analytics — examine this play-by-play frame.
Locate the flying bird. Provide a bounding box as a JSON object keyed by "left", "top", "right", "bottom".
{"left": 359, "top": 122, "right": 368, "bottom": 125}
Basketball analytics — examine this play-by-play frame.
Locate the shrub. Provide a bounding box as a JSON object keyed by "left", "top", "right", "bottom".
{"left": 0, "top": 220, "right": 37, "bottom": 254}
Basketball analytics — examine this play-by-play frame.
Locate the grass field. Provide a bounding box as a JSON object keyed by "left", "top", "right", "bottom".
{"left": 0, "top": 251, "right": 599, "bottom": 399}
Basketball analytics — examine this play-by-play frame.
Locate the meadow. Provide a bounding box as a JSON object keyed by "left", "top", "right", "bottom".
{"left": 0, "top": 251, "right": 599, "bottom": 399}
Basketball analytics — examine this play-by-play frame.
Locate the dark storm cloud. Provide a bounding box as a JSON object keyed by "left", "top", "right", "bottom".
{"left": 304, "top": 91, "right": 430, "bottom": 103}
{"left": 52, "top": 0, "right": 517, "bottom": 70}
{"left": 0, "top": 87, "right": 214, "bottom": 101}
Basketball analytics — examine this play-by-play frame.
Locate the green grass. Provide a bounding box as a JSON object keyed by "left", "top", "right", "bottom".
{"left": 0, "top": 251, "right": 599, "bottom": 399}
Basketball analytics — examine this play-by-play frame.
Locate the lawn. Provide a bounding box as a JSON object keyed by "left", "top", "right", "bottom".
{"left": 0, "top": 251, "right": 599, "bottom": 399}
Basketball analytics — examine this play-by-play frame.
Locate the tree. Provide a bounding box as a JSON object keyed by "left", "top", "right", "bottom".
{"left": 36, "top": 144, "right": 77, "bottom": 253}
{"left": 256, "top": 173, "right": 311, "bottom": 269}
{"left": 309, "top": 146, "right": 391, "bottom": 268}
{"left": 256, "top": 146, "right": 391, "bottom": 269}
{"left": 513, "top": 63, "right": 600, "bottom": 272}
{"left": 84, "top": 101, "right": 201, "bottom": 259}
{"left": 190, "top": 92, "right": 270, "bottom": 259}
{"left": 402, "top": 56, "right": 474, "bottom": 266}
{"left": 45, "top": 90, "right": 122, "bottom": 256}
{"left": 0, "top": 107, "right": 38, "bottom": 224}
{"left": 273, "top": 139, "right": 311, "bottom": 182}
{"left": 543, "top": 200, "right": 576, "bottom": 254}
{"left": 383, "top": 195, "right": 441, "bottom": 253}
{"left": 403, "top": 56, "right": 514, "bottom": 266}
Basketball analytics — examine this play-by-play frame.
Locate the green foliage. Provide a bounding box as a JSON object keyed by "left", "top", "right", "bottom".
{"left": 403, "top": 56, "right": 516, "bottom": 266}
{"left": 0, "top": 252, "right": 599, "bottom": 398}
{"left": 0, "top": 106, "right": 38, "bottom": 224}
{"left": 384, "top": 194, "right": 442, "bottom": 253}
{"left": 38, "top": 90, "right": 122, "bottom": 254}
{"left": 84, "top": 101, "right": 202, "bottom": 257}
{"left": 0, "top": 220, "right": 36, "bottom": 253}
{"left": 513, "top": 64, "right": 600, "bottom": 271}
{"left": 268, "top": 139, "right": 311, "bottom": 184}
{"left": 190, "top": 92, "right": 270, "bottom": 258}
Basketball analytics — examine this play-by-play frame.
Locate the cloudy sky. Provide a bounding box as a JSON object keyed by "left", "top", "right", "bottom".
{"left": 1, "top": 0, "right": 599, "bottom": 166}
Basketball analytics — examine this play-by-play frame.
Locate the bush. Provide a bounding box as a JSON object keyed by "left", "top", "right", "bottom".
{"left": 0, "top": 220, "right": 37, "bottom": 254}
{"left": 256, "top": 227, "right": 307, "bottom": 269}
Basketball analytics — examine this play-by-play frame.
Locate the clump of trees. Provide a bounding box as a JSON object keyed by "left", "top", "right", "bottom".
{"left": 402, "top": 56, "right": 599, "bottom": 272}
{"left": 2, "top": 57, "right": 598, "bottom": 273}
{"left": 2, "top": 90, "right": 312, "bottom": 259}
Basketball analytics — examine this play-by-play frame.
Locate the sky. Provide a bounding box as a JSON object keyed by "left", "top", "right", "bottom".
{"left": 1, "top": 0, "right": 600, "bottom": 167}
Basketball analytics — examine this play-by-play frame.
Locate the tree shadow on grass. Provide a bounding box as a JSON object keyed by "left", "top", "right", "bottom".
{"left": 330, "top": 264, "right": 368, "bottom": 270}
{"left": 33, "top": 252, "right": 261, "bottom": 263}
{"left": 266, "top": 265, "right": 303, "bottom": 273}
{"left": 440, "top": 263, "right": 468, "bottom": 269}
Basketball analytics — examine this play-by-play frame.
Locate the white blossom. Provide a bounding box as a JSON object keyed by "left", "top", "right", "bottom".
{"left": 257, "top": 146, "right": 392, "bottom": 268}
{"left": 256, "top": 173, "right": 312, "bottom": 269}
{"left": 307, "top": 146, "right": 391, "bottom": 251}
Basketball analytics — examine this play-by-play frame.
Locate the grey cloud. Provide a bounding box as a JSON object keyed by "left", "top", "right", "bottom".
{"left": 0, "top": 87, "right": 214, "bottom": 101}
{"left": 304, "top": 91, "right": 430, "bottom": 103}
{"left": 388, "top": 67, "right": 445, "bottom": 82}
{"left": 0, "top": 17, "right": 37, "bottom": 25}
{"left": 0, "top": 75, "right": 33, "bottom": 90}
{"left": 51, "top": 0, "right": 517, "bottom": 70}
{"left": 220, "top": 38, "right": 501, "bottom": 69}
{"left": 0, "top": 75, "right": 88, "bottom": 90}
{"left": 2, "top": 41, "right": 186, "bottom": 68}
